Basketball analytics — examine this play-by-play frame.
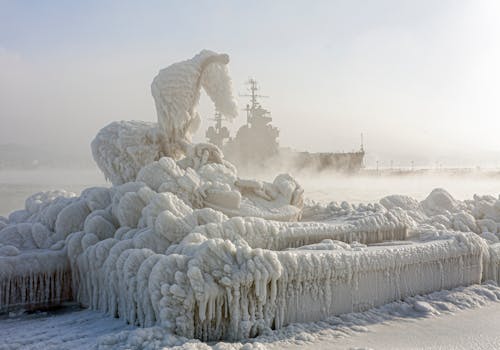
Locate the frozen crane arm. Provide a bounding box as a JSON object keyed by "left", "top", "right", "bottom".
{"left": 91, "top": 50, "right": 238, "bottom": 185}
{"left": 151, "top": 49, "right": 237, "bottom": 159}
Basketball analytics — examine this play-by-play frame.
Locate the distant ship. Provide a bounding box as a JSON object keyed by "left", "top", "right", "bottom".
{"left": 206, "top": 79, "right": 365, "bottom": 173}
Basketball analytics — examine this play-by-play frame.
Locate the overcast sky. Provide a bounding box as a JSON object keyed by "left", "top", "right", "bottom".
{"left": 1, "top": 0, "right": 499, "bottom": 167}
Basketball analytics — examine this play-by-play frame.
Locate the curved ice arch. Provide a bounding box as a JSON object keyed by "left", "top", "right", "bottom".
{"left": 92, "top": 50, "right": 238, "bottom": 185}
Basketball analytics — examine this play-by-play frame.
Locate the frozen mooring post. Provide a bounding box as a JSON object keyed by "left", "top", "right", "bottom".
{"left": 2, "top": 50, "right": 500, "bottom": 341}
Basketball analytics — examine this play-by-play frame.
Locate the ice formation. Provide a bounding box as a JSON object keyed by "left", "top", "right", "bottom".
{"left": 2, "top": 51, "right": 500, "bottom": 344}
{"left": 92, "top": 50, "right": 238, "bottom": 185}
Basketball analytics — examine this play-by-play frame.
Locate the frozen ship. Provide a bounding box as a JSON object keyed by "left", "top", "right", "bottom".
{"left": 206, "top": 79, "right": 365, "bottom": 172}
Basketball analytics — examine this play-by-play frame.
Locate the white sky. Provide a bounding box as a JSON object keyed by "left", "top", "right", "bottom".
{"left": 0, "top": 0, "right": 499, "bottom": 167}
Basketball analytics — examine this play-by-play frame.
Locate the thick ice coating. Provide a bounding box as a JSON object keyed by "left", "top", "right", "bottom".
{"left": 2, "top": 50, "right": 500, "bottom": 344}
{"left": 92, "top": 50, "right": 238, "bottom": 185}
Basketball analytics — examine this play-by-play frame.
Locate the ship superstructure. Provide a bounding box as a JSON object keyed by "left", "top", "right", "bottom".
{"left": 205, "top": 111, "right": 230, "bottom": 149}
{"left": 207, "top": 79, "right": 365, "bottom": 172}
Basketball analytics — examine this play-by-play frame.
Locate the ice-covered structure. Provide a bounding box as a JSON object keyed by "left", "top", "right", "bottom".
{"left": 2, "top": 50, "right": 500, "bottom": 342}
{"left": 92, "top": 50, "right": 238, "bottom": 185}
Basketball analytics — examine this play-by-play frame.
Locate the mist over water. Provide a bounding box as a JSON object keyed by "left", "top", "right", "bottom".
{"left": 1, "top": 165, "right": 499, "bottom": 217}
{"left": 0, "top": 168, "right": 105, "bottom": 216}
{"left": 2, "top": 1, "right": 500, "bottom": 167}
{"left": 299, "top": 173, "right": 500, "bottom": 204}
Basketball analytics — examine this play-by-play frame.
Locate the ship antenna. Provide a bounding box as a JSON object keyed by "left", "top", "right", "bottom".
{"left": 213, "top": 110, "right": 223, "bottom": 130}
{"left": 360, "top": 133, "right": 364, "bottom": 152}
{"left": 239, "top": 78, "right": 269, "bottom": 126}
{"left": 239, "top": 78, "right": 268, "bottom": 109}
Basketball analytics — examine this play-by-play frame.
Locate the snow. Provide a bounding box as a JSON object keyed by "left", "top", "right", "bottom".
{"left": 0, "top": 307, "right": 133, "bottom": 350}
{"left": 275, "top": 284, "right": 500, "bottom": 350}
{"left": 2, "top": 50, "right": 500, "bottom": 348}
{"left": 2, "top": 283, "right": 500, "bottom": 349}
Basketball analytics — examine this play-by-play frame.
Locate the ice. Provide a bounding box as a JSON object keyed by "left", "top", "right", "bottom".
{"left": 2, "top": 283, "right": 500, "bottom": 349}
{"left": 421, "top": 188, "right": 461, "bottom": 215}
{"left": 2, "top": 51, "right": 500, "bottom": 345}
{"left": 153, "top": 232, "right": 486, "bottom": 340}
{"left": 0, "top": 249, "right": 72, "bottom": 313}
{"left": 92, "top": 50, "right": 238, "bottom": 185}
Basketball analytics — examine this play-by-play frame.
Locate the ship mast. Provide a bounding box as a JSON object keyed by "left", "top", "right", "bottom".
{"left": 205, "top": 110, "right": 229, "bottom": 148}
{"left": 240, "top": 78, "right": 269, "bottom": 126}
{"left": 213, "top": 110, "right": 223, "bottom": 131}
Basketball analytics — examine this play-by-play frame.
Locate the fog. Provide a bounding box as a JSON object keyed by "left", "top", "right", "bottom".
{"left": 0, "top": 0, "right": 499, "bottom": 216}
{"left": 299, "top": 172, "right": 500, "bottom": 204}
{"left": 1, "top": 0, "right": 500, "bottom": 168}
{"left": 1, "top": 165, "right": 499, "bottom": 217}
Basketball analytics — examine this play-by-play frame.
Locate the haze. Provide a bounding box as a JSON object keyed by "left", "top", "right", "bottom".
{"left": 1, "top": 0, "right": 499, "bottom": 167}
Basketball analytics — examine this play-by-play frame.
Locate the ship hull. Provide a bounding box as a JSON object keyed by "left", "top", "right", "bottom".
{"left": 288, "top": 150, "right": 365, "bottom": 172}
{"left": 224, "top": 147, "right": 365, "bottom": 173}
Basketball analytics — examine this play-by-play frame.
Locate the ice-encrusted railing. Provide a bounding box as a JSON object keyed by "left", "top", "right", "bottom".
{"left": 156, "top": 231, "right": 487, "bottom": 340}
{"left": 62, "top": 185, "right": 499, "bottom": 341}
{"left": 0, "top": 251, "right": 72, "bottom": 312}
{"left": 0, "top": 189, "right": 87, "bottom": 313}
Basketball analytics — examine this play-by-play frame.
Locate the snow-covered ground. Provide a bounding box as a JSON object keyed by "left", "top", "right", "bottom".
{"left": 274, "top": 299, "right": 500, "bottom": 350}
{"left": 2, "top": 283, "right": 500, "bottom": 349}
{"left": 0, "top": 307, "right": 133, "bottom": 350}
{"left": 319, "top": 301, "right": 500, "bottom": 350}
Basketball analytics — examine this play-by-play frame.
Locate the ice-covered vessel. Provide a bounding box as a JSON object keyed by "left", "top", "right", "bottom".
{"left": 206, "top": 79, "right": 365, "bottom": 173}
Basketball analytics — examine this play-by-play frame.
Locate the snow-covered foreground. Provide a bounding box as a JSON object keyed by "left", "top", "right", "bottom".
{"left": 0, "top": 307, "right": 133, "bottom": 350}
{"left": 2, "top": 170, "right": 500, "bottom": 348}
{"left": 2, "top": 282, "right": 500, "bottom": 349}
{"left": 1, "top": 172, "right": 499, "bottom": 348}
{"left": 275, "top": 286, "right": 500, "bottom": 350}
{"left": 318, "top": 301, "right": 500, "bottom": 350}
